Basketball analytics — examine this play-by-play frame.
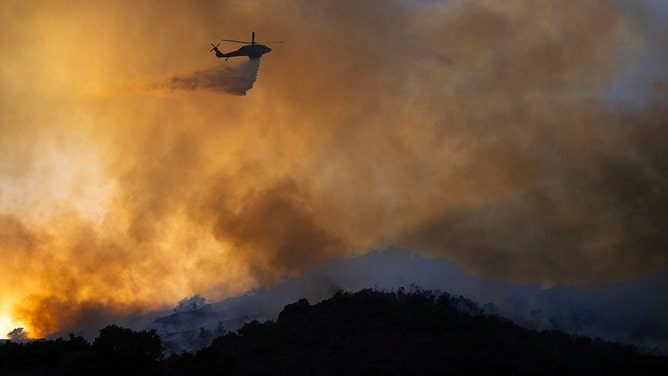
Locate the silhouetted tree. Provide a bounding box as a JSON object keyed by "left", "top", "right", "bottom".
{"left": 6, "top": 327, "right": 28, "bottom": 341}
{"left": 92, "top": 325, "right": 162, "bottom": 374}
{"left": 0, "top": 333, "right": 92, "bottom": 375}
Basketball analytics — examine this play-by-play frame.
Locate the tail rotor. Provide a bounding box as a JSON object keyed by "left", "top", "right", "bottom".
{"left": 210, "top": 43, "right": 226, "bottom": 59}
{"left": 209, "top": 43, "right": 221, "bottom": 52}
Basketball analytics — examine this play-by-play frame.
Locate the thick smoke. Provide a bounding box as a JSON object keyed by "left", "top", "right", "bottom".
{"left": 202, "top": 177, "right": 348, "bottom": 283}
{"left": 1, "top": 0, "right": 667, "bottom": 337}
{"left": 398, "top": 112, "right": 668, "bottom": 284}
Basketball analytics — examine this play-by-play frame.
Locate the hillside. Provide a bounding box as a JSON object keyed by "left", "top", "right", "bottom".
{"left": 144, "top": 248, "right": 668, "bottom": 355}
{"left": 163, "top": 289, "right": 667, "bottom": 375}
{"left": 2, "top": 288, "right": 666, "bottom": 375}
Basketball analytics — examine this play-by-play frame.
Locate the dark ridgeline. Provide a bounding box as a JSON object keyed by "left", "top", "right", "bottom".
{"left": 0, "top": 326, "right": 162, "bottom": 375}
{"left": 2, "top": 289, "right": 667, "bottom": 375}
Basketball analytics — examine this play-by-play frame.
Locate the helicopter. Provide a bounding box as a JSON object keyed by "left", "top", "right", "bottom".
{"left": 210, "top": 32, "right": 284, "bottom": 60}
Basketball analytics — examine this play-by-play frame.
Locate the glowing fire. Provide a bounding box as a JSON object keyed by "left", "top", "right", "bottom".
{"left": 0, "top": 314, "right": 29, "bottom": 340}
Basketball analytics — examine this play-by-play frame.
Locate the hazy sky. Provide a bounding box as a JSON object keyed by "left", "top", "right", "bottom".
{"left": 1, "top": 0, "right": 666, "bottom": 338}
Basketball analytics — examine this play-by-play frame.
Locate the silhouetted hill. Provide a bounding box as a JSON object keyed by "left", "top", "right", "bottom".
{"left": 2, "top": 289, "right": 666, "bottom": 375}
{"left": 142, "top": 249, "right": 668, "bottom": 355}
{"left": 164, "top": 289, "right": 667, "bottom": 375}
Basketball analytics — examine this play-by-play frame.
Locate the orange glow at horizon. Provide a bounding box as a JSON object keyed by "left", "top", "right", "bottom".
{"left": 0, "top": 306, "right": 29, "bottom": 340}
{"left": 1, "top": 0, "right": 667, "bottom": 338}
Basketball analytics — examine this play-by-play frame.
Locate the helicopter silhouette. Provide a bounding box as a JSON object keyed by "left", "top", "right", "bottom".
{"left": 210, "top": 32, "right": 284, "bottom": 60}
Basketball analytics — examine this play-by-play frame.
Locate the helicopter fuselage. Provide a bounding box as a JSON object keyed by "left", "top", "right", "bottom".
{"left": 211, "top": 32, "right": 281, "bottom": 60}
{"left": 216, "top": 44, "right": 272, "bottom": 59}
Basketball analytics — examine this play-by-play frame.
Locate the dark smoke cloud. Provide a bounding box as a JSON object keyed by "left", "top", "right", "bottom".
{"left": 396, "top": 96, "right": 668, "bottom": 285}
{"left": 2, "top": 0, "right": 668, "bottom": 337}
{"left": 202, "top": 177, "right": 349, "bottom": 283}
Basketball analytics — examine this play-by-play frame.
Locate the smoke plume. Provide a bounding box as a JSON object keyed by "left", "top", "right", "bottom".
{"left": 138, "top": 59, "right": 261, "bottom": 96}
{"left": 1, "top": 0, "right": 667, "bottom": 337}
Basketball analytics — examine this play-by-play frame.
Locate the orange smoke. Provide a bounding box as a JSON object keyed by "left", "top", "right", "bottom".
{"left": 1, "top": 0, "right": 667, "bottom": 337}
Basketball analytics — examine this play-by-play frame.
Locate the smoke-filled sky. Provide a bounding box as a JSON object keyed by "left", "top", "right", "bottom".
{"left": 1, "top": 0, "right": 667, "bottom": 338}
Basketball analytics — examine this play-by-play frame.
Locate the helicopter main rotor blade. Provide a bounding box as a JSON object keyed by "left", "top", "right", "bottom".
{"left": 221, "top": 39, "right": 250, "bottom": 44}
{"left": 260, "top": 41, "right": 286, "bottom": 44}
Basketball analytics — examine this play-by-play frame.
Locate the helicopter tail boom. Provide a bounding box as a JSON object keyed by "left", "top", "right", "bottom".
{"left": 210, "top": 43, "right": 226, "bottom": 58}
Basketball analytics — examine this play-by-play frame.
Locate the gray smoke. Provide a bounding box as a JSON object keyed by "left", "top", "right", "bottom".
{"left": 148, "top": 59, "right": 261, "bottom": 95}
